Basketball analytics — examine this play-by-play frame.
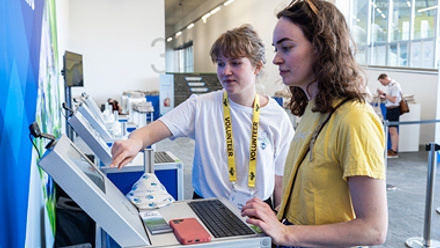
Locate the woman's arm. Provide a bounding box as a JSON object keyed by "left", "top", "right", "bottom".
{"left": 242, "top": 176, "right": 388, "bottom": 247}
{"left": 110, "top": 120, "right": 172, "bottom": 169}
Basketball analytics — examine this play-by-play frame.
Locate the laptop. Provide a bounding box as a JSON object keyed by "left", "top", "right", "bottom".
{"left": 38, "top": 135, "right": 271, "bottom": 247}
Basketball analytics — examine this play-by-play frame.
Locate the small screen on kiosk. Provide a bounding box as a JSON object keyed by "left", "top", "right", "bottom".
{"left": 68, "top": 143, "right": 106, "bottom": 193}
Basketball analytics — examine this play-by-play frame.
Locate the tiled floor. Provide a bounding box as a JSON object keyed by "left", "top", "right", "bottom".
{"left": 156, "top": 138, "right": 440, "bottom": 248}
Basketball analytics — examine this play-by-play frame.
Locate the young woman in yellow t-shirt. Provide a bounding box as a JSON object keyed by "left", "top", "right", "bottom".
{"left": 241, "top": 1, "right": 388, "bottom": 247}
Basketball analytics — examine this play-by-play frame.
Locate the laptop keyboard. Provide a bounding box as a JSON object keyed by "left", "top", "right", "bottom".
{"left": 154, "top": 151, "right": 175, "bottom": 164}
{"left": 188, "top": 199, "right": 255, "bottom": 238}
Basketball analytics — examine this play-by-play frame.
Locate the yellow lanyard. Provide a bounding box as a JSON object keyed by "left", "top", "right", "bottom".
{"left": 223, "top": 91, "right": 260, "bottom": 188}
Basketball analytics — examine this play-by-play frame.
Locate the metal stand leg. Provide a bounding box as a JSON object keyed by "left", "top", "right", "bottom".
{"left": 406, "top": 239, "right": 440, "bottom": 248}
{"left": 437, "top": 207, "right": 440, "bottom": 215}
{"left": 406, "top": 143, "right": 440, "bottom": 248}
{"left": 144, "top": 148, "right": 155, "bottom": 173}
{"left": 64, "top": 85, "right": 75, "bottom": 141}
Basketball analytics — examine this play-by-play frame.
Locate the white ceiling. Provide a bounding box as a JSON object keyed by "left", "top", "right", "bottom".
{"left": 165, "top": 0, "right": 206, "bottom": 27}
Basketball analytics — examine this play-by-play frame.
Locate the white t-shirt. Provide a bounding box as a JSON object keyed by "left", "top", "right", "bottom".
{"left": 159, "top": 90, "right": 295, "bottom": 201}
{"left": 385, "top": 79, "right": 402, "bottom": 108}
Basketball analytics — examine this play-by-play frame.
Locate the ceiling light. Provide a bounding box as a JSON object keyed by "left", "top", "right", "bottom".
{"left": 224, "top": 0, "right": 235, "bottom": 6}
{"left": 175, "top": 31, "right": 182, "bottom": 37}
{"left": 202, "top": 13, "right": 211, "bottom": 23}
{"left": 167, "top": 37, "right": 172, "bottom": 42}
{"left": 417, "top": 6, "right": 438, "bottom": 13}
{"left": 210, "top": 7, "right": 221, "bottom": 15}
{"left": 202, "top": 13, "right": 211, "bottom": 19}
{"left": 187, "top": 23, "right": 194, "bottom": 30}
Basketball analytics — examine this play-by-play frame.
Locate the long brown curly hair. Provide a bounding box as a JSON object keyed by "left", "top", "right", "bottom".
{"left": 277, "top": 0, "right": 366, "bottom": 116}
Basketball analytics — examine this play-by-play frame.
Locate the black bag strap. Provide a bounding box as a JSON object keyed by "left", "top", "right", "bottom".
{"left": 282, "top": 98, "right": 350, "bottom": 219}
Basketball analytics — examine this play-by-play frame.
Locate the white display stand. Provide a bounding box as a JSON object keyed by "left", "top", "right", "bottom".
{"left": 100, "top": 151, "right": 184, "bottom": 201}
{"left": 398, "top": 103, "right": 421, "bottom": 152}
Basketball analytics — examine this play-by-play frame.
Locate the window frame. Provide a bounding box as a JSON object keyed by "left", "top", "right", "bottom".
{"left": 349, "top": 0, "right": 440, "bottom": 70}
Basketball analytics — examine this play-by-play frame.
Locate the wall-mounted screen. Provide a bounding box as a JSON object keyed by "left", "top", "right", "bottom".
{"left": 63, "top": 51, "right": 84, "bottom": 87}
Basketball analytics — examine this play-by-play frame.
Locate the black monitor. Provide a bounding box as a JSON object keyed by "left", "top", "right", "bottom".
{"left": 63, "top": 51, "right": 84, "bottom": 87}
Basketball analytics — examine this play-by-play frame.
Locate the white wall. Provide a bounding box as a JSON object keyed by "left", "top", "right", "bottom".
{"left": 167, "top": 0, "right": 292, "bottom": 96}
{"left": 364, "top": 69, "right": 438, "bottom": 145}
{"left": 56, "top": 0, "right": 70, "bottom": 76}
{"left": 59, "top": 0, "right": 165, "bottom": 106}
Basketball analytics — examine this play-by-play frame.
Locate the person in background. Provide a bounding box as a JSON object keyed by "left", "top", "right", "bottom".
{"left": 110, "top": 24, "right": 294, "bottom": 210}
{"left": 107, "top": 98, "right": 122, "bottom": 115}
{"left": 377, "top": 73, "right": 402, "bottom": 158}
{"left": 241, "top": 1, "right": 387, "bottom": 247}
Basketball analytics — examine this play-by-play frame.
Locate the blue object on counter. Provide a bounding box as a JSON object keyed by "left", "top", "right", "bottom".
{"left": 145, "top": 95, "right": 160, "bottom": 121}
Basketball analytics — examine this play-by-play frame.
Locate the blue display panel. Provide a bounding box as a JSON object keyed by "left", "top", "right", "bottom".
{"left": 107, "top": 169, "right": 179, "bottom": 200}
{"left": 0, "top": 0, "right": 46, "bottom": 247}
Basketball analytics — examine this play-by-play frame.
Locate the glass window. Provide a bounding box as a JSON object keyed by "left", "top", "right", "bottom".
{"left": 371, "top": 43, "right": 387, "bottom": 65}
{"left": 391, "top": 0, "right": 411, "bottom": 41}
{"left": 371, "top": 0, "right": 389, "bottom": 43}
{"left": 351, "top": 0, "right": 369, "bottom": 65}
{"left": 174, "top": 43, "right": 194, "bottom": 73}
{"left": 414, "top": 0, "right": 437, "bottom": 39}
{"left": 356, "top": 44, "right": 369, "bottom": 65}
{"left": 349, "top": 0, "right": 439, "bottom": 69}
{"left": 421, "top": 39, "right": 435, "bottom": 67}
{"left": 388, "top": 42, "right": 408, "bottom": 66}
{"left": 411, "top": 39, "right": 435, "bottom": 67}
{"left": 184, "top": 46, "right": 194, "bottom": 72}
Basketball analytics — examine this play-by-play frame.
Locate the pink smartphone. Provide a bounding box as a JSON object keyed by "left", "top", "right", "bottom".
{"left": 169, "top": 218, "right": 211, "bottom": 245}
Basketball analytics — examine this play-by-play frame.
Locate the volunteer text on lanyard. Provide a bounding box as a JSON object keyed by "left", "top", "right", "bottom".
{"left": 222, "top": 91, "right": 260, "bottom": 188}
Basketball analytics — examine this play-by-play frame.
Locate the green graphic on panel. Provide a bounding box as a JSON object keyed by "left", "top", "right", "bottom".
{"left": 34, "top": 0, "right": 62, "bottom": 235}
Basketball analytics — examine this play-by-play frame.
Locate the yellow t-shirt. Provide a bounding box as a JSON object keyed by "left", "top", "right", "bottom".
{"left": 278, "top": 99, "right": 385, "bottom": 225}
